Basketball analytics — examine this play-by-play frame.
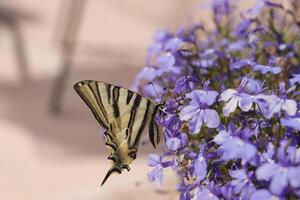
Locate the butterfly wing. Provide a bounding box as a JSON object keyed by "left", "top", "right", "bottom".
{"left": 74, "top": 80, "right": 158, "bottom": 185}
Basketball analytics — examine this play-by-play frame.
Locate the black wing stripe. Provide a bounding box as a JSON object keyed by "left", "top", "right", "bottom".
{"left": 74, "top": 83, "right": 109, "bottom": 129}
{"left": 148, "top": 105, "right": 160, "bottom": 148}
{"left": 128, "top": 95, "right": 142, "bottom": 143}
{"left": 112, "top": 86, "right": 120, "bottom": 118}
{"left": 133, "top": 100, "right": 151, "bottom": 147}
{"left": 106, "top": 84, "right": 111, "bottom": 104}
{"left": 132, "top": 94, "right": 142, "bottom": 110}
{"left": 86, "top": 83, "right": 109, "bottom": 125}
{"left": 126, "top": 91, "right": 134, "bottom": 104}
{"left": 95, "top": 82, "right": 109, "bottom": 123}
{"left": 125, "top": 109, "right": 136, "bottom": 140}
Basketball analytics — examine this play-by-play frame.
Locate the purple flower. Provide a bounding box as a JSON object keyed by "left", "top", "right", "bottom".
{"left": 165, "top": 130, "right": 188, "bottom": 151}
{"left": 229, "top": 169, "right": 256, "bottom": 196}
{"left": 180, "top": 89, "right": 220, "bottom": 134}
{"left": 266, "top": 96, "right": 297, "bottom": 118}
{"left": 290, "top": 74, "right": 300, "bottom": 86}
{"left": 193, "top": 154, "right": 207, "bottom": 183}
{"left": 266, "top": 82, "right": 297, "bottom": 118}
{"left": 247, "top": 0, "right": 266, "bottom": 18}
{"left": 177, "top": 182, "right": 195, "bottom": 200}
{"left": 157, "top": 53, "right": 176, "bottom": 68}
{"left": 147, "top": 154, "right": 168, "bottom": 186}
{"left": 228, "top": 40, "right": 248, "bottom": 52}
{"left": 256, "top": 162, "right": 300, "bottom": 195}
{"left": 164, "top": 37, "right": 183, "bottom": 52}
{"left": 252, "top": 63, "right": 281, "bottom": 74}
{"left": 174, "top": 76, "right": 199, "bottom": 94}
{"left": 235, "top": 19, "right": 253, "bottom": 36}
{"left": 194, "top": 187, "right": 219, "bottom": 200}
{"left": 220, "top": 79, "right": 252, "bottom": 116}
{"left": 131, "top": 67, "right": 157, "bottom": 91}
{"left": 260, "top": 142, "right": 275, "bottom": 163}
{"left": 280, "top": 116, "right": 300, "bottom": 131}
{"left": 214, "top": 130, "right": 257, "bottom": 164}
{"left": 250, "top": 189, "right": 279, "bottom": 200}
{"left": 220, "top": 78, "right": 273, "bottom": 116}
{"left": 148, "top": 165, "right": 164, "bottom": 186}
{"left": 134, "top": 0, "right": 300, "bottom": 197}
{"left": 231, "top": 59, "right": 253, "bottom": 69}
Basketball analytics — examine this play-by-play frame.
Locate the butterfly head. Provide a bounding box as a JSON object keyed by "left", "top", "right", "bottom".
{"left": 101, "top": 145, "right": 137, "bottom": 186}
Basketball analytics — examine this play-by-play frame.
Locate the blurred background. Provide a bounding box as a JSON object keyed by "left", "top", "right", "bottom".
{"left": 0, "top": 0, "right": 205, "bottom": 199}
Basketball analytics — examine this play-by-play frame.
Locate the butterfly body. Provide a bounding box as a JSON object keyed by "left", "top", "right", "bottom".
{"left": 74, "top": 80, "right": 162, "bottom": 185}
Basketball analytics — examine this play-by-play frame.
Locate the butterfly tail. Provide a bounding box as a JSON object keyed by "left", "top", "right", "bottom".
{"left": 101, "top": 166, "right": 122, "bottom": 186}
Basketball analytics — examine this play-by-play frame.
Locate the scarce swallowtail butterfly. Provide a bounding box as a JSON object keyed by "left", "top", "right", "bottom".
{"left": 74, "top": 80, "right": 163, "bottom": 186}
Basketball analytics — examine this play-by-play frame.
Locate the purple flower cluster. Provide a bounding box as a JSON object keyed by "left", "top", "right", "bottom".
{"left": 134, "top": 0, "right": 300, "bottom": 199}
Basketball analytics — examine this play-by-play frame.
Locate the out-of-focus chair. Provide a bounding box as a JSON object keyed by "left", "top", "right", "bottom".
{"left": 49, "top": 0, "right": 86, "bottom": 114}
{"left": 0, "top": 4, "right": 33, "bottom": 82}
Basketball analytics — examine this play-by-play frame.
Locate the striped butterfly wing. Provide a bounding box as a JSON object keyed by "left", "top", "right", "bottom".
{"left": 74, "top": 80, "right": 158, "bottom": 185}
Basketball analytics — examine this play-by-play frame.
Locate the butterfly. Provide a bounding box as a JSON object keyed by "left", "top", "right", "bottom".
{"left": 74, "top": 80, "right": 163, "bottom": 186}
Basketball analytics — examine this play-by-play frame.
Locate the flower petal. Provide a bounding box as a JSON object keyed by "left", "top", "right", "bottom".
{"left": 203, "top": 109, "right": 220, "bottom": 128}
{"left": 223, "top": 96, "right": 239, "bottom": 116}
{"left": 148, "top": 166, "right": 164, "bottom": 186}
{"left": 166, "top": 137, "right": 181, "bottom": 151}
{"left": 180, "top": 105, "right": 198, "bottom": 121}
{"left": 213, "top": 130, "right": 230, "bottom": 145}
{"left": 250, "top": 189, "right": 272, "bottom": 200}
{"left": 288, "top": 167, "right": 300, "bottom": 188}
{"left": 270, "top": 172, "right": 288, "bottom": 195}
{"left": 220, "top": 89, "right": 236, "bottom": 102}
{"left": 194, "top": 155, "right": 207, "bottom": 182}
{"left": 281, "top": 99, "right": 297, "bottom": 116}
{"left": 239, "top": 93, "right": 253, "bottom": 111}
{"left": 148, "top": 154, "right": 161, "bottom": 167}
{"left": 256, "top": 163, "right": 280, "bottom": 180}
{"left": 204, "top": 91, "right": 219, "bottom": 105}
{"left": 189, "top": 110, "right": 203, "bottom": 134}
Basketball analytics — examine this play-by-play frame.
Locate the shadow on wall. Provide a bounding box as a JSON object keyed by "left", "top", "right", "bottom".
{"left": 0, "top": 3, "right": 40, "bottom": 82}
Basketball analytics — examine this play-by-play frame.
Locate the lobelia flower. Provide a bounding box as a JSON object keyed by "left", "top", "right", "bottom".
{"left": 131, "top": 67, "right": 157, "bottom": 91}
{"left": 231, "top": 59, "right": 253, "bottom": 69}
{"left": 260, "top": 142, "right": 275, "bottom": 163}
{"left": 250, "top": 189, "right": 280, "bottom": 200}
{"left": 164, "top": 37, "right": 183, "bottom": 52}
{"left": 165, "top": 128, "right": 188, "bottom": 151}
{"left": 180, "top": 89, "right": 220, "bottom": 134}
{"left": 193, "top": 153, "right": 207, "bottom": 183}
{"left": 256, "top": 162, "right": 300, "bottom": 195}
{"left": 280, "top": 116, "right": 300, "bottom": 131}
{"left": 266, "top": 82, "right": 297, "bottom": 119}
{"left": 133, "top": 0, "right": 300, "bottom": 198}
{"left": 246, "top": 0, "right": 280, "bottom": 18}
{"left": 290, "top": 74, "right": 300, "bottom": 86}
{"left": 252, "top": 63, "right": 281, "bottom": 75}
{"left": 174, "top": 76, "right": 199, "bottom": 94}
{"left": 193, "top": 187, "right": 219, "bottom": 200}
{"left": 228, "top": 39, "right": 247, "bottom": 52}
{"left": 162, "top": 112, "right": 184, "bottom": 149}
{"left": 147, "top": 154, "right": 171, "bottom": 186}
{"left": 229, "top": 169, "right": 256, "bottom": 197}
{"left": 177, "top": 181, "right": 195, "bottom": 200}
{"left": 220, "top": 78, "right": 272, "bottom": 117}
{"left": 155, "top": 52, "right": 182, "bottom": 76}
{"left": 213, "top": 130, "right": 257, "bottom": 164}
{"left": 235, "top": 19, "right": 253, "bottom": 36}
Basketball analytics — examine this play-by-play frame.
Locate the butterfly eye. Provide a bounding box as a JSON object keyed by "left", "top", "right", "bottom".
{"left": 128, "top": 151, "right": 137, "bottom": 160}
